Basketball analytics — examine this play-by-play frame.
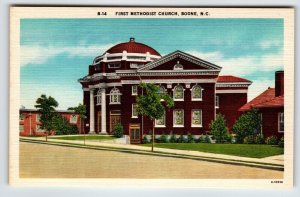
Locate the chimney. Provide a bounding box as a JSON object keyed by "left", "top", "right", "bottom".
{"left": 275, "top": 71, "right": 284, "bottom": 97}
{"left": 129, "top": 37, "right": 135, "bottom": 42}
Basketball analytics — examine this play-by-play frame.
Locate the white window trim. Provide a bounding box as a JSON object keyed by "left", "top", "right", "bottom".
{"left": 96, "top": 89, "right": 101, "bottom": 105}
{"left": 172, "top": 85, "right": 185, "bottom": 101}
{"left": 109, "top": 87, "right": 122, "bottom": 104}
{"left": 278, "top": 112, "right": 284, "bottom": 133}
{"left": 215, "top": 96, "right": 219, "bottom": 108}
{"left": 173, "top": 109, "right": 184, "bottom": 127}
{"left": 132, "top": 104, "right": 138, "bottom": 118}
{"left": 70, "top": 115, "right": 78, "bottom": 124}
{"left": 36, "top": 114, "right": 41, "bottom": 122}
{"left": 155, "top": 110, "right": 166, "bottom": 128}
{"left": 132, "top": 85, "right": 138, "bottom": 96}
{"left": 191, "top": 109, "right": 202, "bottom": 128}
{"left": 191, "top": 84, "right": 203, "bottom": 101}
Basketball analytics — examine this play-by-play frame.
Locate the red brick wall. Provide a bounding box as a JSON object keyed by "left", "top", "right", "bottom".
{"left": 259, "top": 107, "right": 284, "bottom": 138}
{"left": 216, "top": 93, "right": 248, "bottom": 131}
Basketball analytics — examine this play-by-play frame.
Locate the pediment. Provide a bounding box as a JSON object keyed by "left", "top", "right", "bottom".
{"left": 138, "top": 50, "right": 221, "bottom": 72}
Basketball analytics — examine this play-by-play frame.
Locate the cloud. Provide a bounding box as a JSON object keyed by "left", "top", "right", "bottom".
{"left": 260, "top": 40, "right": 282, "bottom": 50}
{"left": 247, "top": 79, "right": 274, "bottom": 101}
{"left": 21, "top": 43, "right": 115, "bottom": 66}
{"left": 187, "top": 50, "right": 283, "bottom": 77}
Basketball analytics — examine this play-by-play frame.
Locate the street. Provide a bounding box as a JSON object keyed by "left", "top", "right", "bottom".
{"left": 20, "top": 142, "right": 283, "bottom": 179}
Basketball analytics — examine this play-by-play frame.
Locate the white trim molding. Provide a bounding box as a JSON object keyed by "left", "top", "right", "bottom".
{"left": 216, "top": 89, "right": 248, "bottom": 94}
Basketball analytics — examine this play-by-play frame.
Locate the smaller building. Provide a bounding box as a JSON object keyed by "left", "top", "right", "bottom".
{"left": 239, "top": 71, "right": 284, "bottom": 138}
{"left": 19, "top": 109, "right": 81, "bottom": 136}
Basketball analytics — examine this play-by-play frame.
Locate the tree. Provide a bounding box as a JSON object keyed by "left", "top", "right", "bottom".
{"left": 232, "top": 109, "right": 261, "bottom": 143}
{"left": 136, "top": 83, "right": 174, "bottom": 152}
{"left": 34, "top": 94, "right": 58, "bottom": 141}
{"left": 209, "top": 113, "right": 229, "bottom": 143}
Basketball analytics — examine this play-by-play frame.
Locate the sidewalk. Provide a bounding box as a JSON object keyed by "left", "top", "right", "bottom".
{"left": 20, "top": 136, "right": 284, "bottom": 171}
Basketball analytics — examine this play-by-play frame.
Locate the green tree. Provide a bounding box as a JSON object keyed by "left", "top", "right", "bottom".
{"left": 136, "top": 83, "right": 174, "bottom": 152}
{"left": 209, "top": 113, "right": 229, "bottom": 143}
{"left": 34, "top": 94, "right": 58, "bottom": 141}
{"left": 232, "top": 109, "right": 261, "bottom": 143}
{"left": 52, "top": 114, "right": 78, "bottom": 135}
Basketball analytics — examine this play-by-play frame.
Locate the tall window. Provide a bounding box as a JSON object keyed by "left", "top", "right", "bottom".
{"left": 19, "top": 125, "right": 24, "bottom": 132}
{"left": 191, "top": 109, "right": 202, "bottom": 127}
{"left": 279, "top": 112, "right": 284, "bottom": 132}
{"left": 215, "top": 96, "right": 219, "bottom": 108}
{"left": 132, "top": 104, "right": 138, "bottom": 118}
{"left": 70, "top": 115, "right": 78, "bottom": 124}
{"left": 173, "top": 109, "right": 184, "bottom": 127}
{"left": 36, "top": 114, "right": 41, "bottom": 122}
{"left": 96, "top": 89, "right": 101, "bottom": 105}
{"left": 110, "top": 87, "right": 121, "bottom": 104}
{"left": 191, "top": 85, "right": 202, "bottom": 101}
{"left": 173, "top": 85, "right": 184, "bottom": 101}
{"left": 155, "top": 109, "right": 165, "bottom": 127}
{"left": 19, "top": 114, "right": 24, "bottom": 121}
{"left": 132, "top": 85, "right": 138, "bottom": 95}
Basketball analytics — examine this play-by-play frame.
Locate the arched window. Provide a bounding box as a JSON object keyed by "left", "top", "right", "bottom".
{"left": 158, "top": 86, "right": 166, "bottom": 94}
{"left": 110, "top": 87, "right": 121, "bottom": 104}
{"left": 96, "top": 89, "right": 101, "bottom": 105}
{"left": 173, "top": 85, "right": 184, "bottom": 101}
{"left": 191, "top": 85, "right": 203, "bottom": 101}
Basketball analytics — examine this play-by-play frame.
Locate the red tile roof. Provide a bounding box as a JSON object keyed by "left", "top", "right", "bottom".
{"left": 217, "top": 75, "right": 252, "bottom": 83}
{"left": 239, "top": 88, "right": 284, "bottom": 111}
{"left": 105, "top": 38, "right": 161, "bottom": 56}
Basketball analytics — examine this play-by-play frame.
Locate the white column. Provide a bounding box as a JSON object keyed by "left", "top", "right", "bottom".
{"left": 101, "top": 88, "right": 107, "bottom": 134}
{"left": 89, "top": 89, "right": 95, "bottom": 134}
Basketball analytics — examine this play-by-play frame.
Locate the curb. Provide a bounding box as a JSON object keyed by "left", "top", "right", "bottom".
{"left": 20, "top": 138, "right": 284, "bottom": 171}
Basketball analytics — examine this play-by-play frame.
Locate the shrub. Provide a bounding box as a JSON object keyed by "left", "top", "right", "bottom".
{"left": 243, "top": 135, "right": 255, "bottom": 144}
{"left": 52, "top": 114, "right": 79, "bottom": 135}
{"left": 142, "top": 136, "right": 149, "bottom": 144}
{"left": 158, "top": 134, "right": 168, "bottom": 143}
{"left": 225, "top": 134, "right": 234, "bottom": 143}
{"left": 177, "top": 135, "right": 185, "bottom": 143}
{"left": 169, "top": 134, "right": 177, "bottom": 143}
{"left": 209, "top": 114, "right": 229, "bottom": 143}
{"left": 204, "top": 135, "right": 211, "bottom": 143}
{"left": 278, "top": 137, "right": 284, "bottom": 147}
{"left": 265, "top": 135, "right": 278, "bottom": 145}
{"left": 232, "top": 109, "right": 261, "bottom": 143}
{"left": 187, "top": 134, "right": 195, "bottom": 143}
{"left": 255, "top": 134, "right": 265, "bottom": 144}
{"left": 112, "top": 123, "right": 123, "bottom": 138}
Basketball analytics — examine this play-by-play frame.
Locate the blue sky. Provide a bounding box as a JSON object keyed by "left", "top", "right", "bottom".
{"left": 20, "top": 18, "right": 283, "bottom": 109}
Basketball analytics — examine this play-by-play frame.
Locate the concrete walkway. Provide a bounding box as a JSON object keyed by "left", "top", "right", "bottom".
{"left": 20, "top": 136, "right": 284, "bottom": 170}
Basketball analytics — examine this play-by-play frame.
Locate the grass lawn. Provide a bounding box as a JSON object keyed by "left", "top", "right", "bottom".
{"left": 48, "top": 135, "right": 116, "bottom": 141}
{"left": 142, "top": 143, "right": 284, "bottom": 158}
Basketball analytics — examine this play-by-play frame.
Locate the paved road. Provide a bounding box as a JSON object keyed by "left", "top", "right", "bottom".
{"left": 20, "top": 142, "right": 283, "bottom": 179}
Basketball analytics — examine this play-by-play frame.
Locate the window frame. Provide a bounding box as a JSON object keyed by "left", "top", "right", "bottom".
{"left": 155, "top": 109, "right": 166, "bottom": 127}
{"left": 70, "top": 114, "right": 78, "bottom": 124}
{"left": 132, "top": 103, "right": 138, "bottom": 118}
{"left": 173, "top": 109, "right": 184, "bottom": 127}
{"left": 278, "top": 112, "right": 284, "bottom": 133}
{"left": 173, "top": 85, "right": 184, "bottom": 101}
{"left": 96, "top": 89, "right": 101, "bottom": 105}
{"left": 36, "top": 113, "right": 41, "bottom": 122}
{"left": 191, "top": 85, "right": 203, "bottom": 101}
{"left": 132, "top": 85, "right": 138, "bottom": 96}
{"left": 108, "top": 62, "right": 121, "bottom": 68}
{"left": 191, "top": 109, "right": 202, "bottom": 127}
{"left": 109, "top": 87, "right": 121, "bottom": 104}
{"left": 215, "top": 96, "right": 219, "bottom": 108}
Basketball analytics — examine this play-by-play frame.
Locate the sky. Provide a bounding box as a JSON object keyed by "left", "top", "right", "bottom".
{"left": 20, "top": 18, "right": 283, "bottom": 109}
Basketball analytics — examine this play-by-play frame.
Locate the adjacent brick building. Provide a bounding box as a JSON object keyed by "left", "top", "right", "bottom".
{"left": 19, "top": 109, "right": 81, "bottom": 136}
{"left": 79, "top": 38, "right": 252, "bottom": 143}
{"left": 240, "top": 71, "right": 284, "bottom": 138}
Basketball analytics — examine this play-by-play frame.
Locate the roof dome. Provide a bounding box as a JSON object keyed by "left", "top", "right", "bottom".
{"left": 105, "top": 38, "right": 161, "bottom": 56}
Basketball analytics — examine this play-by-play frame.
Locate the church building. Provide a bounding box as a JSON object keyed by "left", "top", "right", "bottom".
{"left": 79, "top": 38, "right": 252, "bottom": 143}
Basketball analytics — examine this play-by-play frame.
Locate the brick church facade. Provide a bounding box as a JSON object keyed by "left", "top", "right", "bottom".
{"left": 79, "top": 38, "right": 252, "bottom": 143}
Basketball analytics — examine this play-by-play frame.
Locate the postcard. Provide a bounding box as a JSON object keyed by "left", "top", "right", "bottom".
{"left": 10, "top": 7, "right": 294, "bottom": 188}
